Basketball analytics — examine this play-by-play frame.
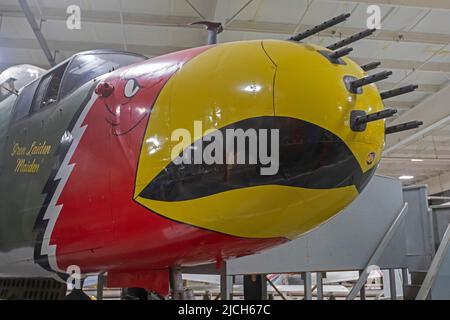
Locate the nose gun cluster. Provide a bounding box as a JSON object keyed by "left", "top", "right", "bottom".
{"left": 288, "top": 12, "right": 423, "bottom": 135}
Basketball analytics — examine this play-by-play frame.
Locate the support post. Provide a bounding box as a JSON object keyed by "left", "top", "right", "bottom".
{"left": 18, "top": 0, "right": 56, "bottom": 66}
{"left": 191, "top": 21, "right": 223, "bottom": 45}
{"left": 97, "top": 273, "right": 105, "bottom": 300}
{"left": 359, "top": 270, "right": 366, "bottom": 300}
{"left": 316, "top": 272, "right": 324, "bottom": 300}
{"left": 402, "top": 268, "right": 409, "bottom": 286}
{"left": 220, "top": 263, "right": 233, "bottom": 300}
{"left": 170, "top": 267, "right": 185, "bottom": 300}
{"left": 244, "top": 275, "right": 267, "bottom": 300}
{"left": 389, "top": 269, "right": 397, "bottom": 300}
{"left": 302, "top": 272, "right": 312, "bottom": 300}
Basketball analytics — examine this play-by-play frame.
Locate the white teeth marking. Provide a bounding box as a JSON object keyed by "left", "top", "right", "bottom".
{"left": 124, "top": 79, "right": 140, "bottom": 98}
{"left": 40, "top": 91, "right": 98, "bottom": 273}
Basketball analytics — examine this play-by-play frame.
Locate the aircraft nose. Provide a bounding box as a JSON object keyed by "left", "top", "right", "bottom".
{"left": 261, "top": 40, "right": 384, "bottom": 176}
{"left": 134, "top": 40, "right": 383, "bottom": 240}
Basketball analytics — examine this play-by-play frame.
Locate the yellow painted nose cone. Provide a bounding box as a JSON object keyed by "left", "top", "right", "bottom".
{"left": 134, "top": 40, "right": 385, "bottom": 240}
{"left": 262, "top": 40, "right": 385, "bottom": 172}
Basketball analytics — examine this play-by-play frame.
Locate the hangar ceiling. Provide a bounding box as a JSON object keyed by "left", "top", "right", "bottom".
{"left": 0, "top": 0, "right": 449, "bottom": 193}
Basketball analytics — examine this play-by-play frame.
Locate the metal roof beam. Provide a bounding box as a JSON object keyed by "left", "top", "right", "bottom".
{"left": 2, "top": 4, "right": 450, "bottom": 45}
{"left": 17, "top": 0, "right": 55, "bottom": 66}
{"left": 352, "top": 58, "right": 450, "bottom": 73}
{"left": 0, "top": 4, "right": 199, "bottom": 28}
{"left": 421, "top": 171, "right": 450, "bottom": 194}
{"left": 382, "top": 157, "right": 450, "bottom": 164}
{"left": 0, "top": 37, "right": 187, "bottom": 57}
{"left": 386, "top": 149, "right": 450, "bottom": 156}
{"left": 391, "top": 140, "right": 450, "bottom": 148}
{"left": 226, "top": 20, "right": 450, "bottom": 45}
{"left": 378, "top": 83, "right": 441, "bottom": 94}
{"left": 384, "top": 83, "right": 450, "bottom": 154}
{"left": 331, "top": 0, "right": 450, "bottom": 11}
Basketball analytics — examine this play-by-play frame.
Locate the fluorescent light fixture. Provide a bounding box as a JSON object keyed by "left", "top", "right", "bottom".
{"left": 411, "top": 159, "right": 424, "bottom": 162}
{"left": 399, "top": 175, "right": 414, "bottom": 180}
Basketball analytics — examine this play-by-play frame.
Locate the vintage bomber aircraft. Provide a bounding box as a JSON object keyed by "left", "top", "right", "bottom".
{"left": 0, "top": 14, "right": 422, "bottom": 299}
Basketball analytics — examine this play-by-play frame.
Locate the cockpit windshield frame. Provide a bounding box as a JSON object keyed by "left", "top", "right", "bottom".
{"left": 57, "top": 50, "right": 147, "bottom": 102}
{"left": 10, "top": 50, "right": 147, "bottom": 122}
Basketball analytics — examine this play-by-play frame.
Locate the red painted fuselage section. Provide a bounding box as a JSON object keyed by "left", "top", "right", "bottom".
{"left": 49, "top": 46, "right": 284, "bottom": 291}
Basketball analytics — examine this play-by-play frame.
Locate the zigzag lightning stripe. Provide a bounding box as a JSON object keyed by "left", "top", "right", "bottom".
{"left": 39, "top": 92, "right": 98, "bottom": 273}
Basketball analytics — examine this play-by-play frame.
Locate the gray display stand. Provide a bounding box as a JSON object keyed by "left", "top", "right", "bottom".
{"left": 185, "top": 176, "right": 407, "bottom": 274}
{"left": 403, "top": 185, "right": 435, "bottom": 272}
{"left": 184, "top": 176, "right": 446, "bottom": 300}
{"left": 432, "top": 205, "right": 450, "bottom": 246}
{"left": 225, "top": 176, "right": 407, "bottom": 274}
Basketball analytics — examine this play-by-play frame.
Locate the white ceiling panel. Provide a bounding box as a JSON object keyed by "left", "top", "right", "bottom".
{"left": 411, "top": 10, "right": 450, "bottom": 34}
{"left": 380, "top": 7, "right": 430, "bottom": 32}
{"left": 252, "top": 0, "right": 309, "bottom": 24}
{"left": 376, "top": 68, "right": 449, "bottom": 85}
{"left": 351, "top": 40, "right": 444, "bottom": 61}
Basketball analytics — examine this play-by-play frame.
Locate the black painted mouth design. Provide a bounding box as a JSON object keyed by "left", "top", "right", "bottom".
{"left": 139, "top": 116, "right": 377, "bottom": 202}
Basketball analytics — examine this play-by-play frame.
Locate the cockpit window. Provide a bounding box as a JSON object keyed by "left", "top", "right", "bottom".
{"left": 11, "top": 79, "right": 39, "bottom": 122}
{"left": 59, "top": 53, "right": 146, "bottom": 100}
{"left": 31, "top": 62, "right": 68, "bottom": 112}
{"left": 10, "top": 52, "right": 146, "bottom": 122}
